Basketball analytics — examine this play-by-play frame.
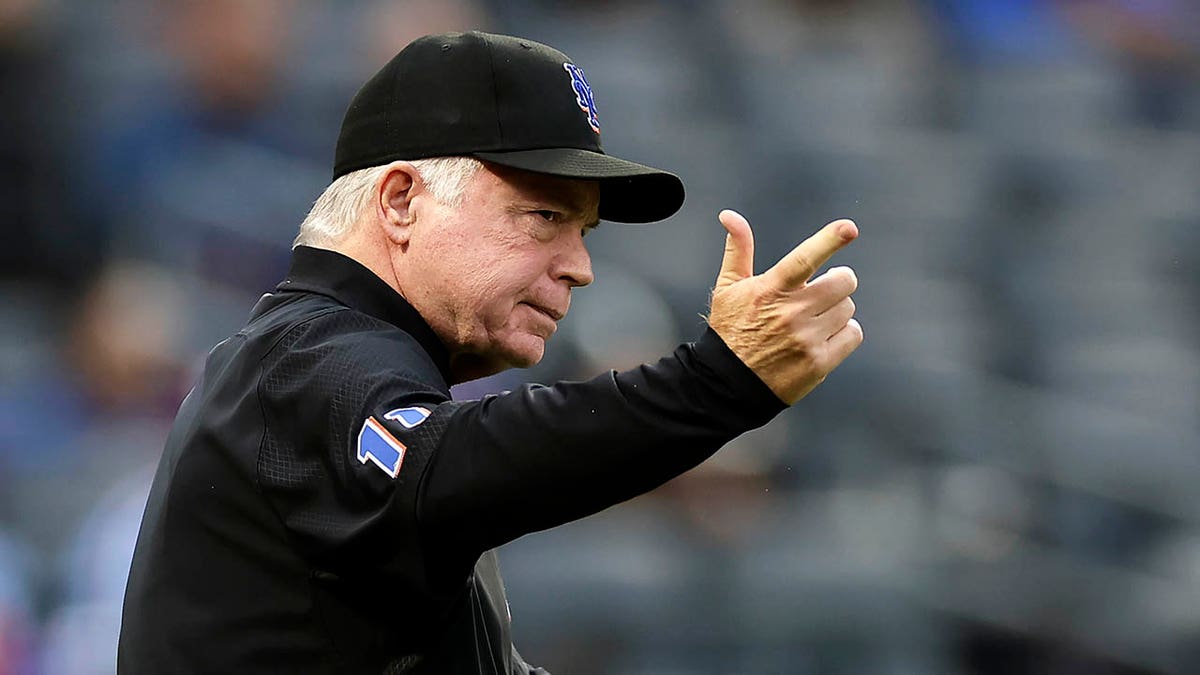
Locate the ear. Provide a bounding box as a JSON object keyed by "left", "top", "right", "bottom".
{"left": 376, "top": 161, "right": 421, "bottom": 246}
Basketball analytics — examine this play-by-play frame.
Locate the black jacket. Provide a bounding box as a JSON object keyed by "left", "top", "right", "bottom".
{"left": 118, "top": 246, "right": 783, "bottom": 674}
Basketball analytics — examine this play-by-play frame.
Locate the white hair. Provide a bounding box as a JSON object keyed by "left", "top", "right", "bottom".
{"left": 293, "top": 156, "right": 483, "bottom": 248}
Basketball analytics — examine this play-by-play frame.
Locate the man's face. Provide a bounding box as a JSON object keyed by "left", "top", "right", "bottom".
{"left": 399, "top": 162, "right": 598, "bottom": 379}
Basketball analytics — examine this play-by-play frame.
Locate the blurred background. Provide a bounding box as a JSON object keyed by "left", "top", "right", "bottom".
{"left": 1, "top": 0, "right": 1198, "bottom": 673}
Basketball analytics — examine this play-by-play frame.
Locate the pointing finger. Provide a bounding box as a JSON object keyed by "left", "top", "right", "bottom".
{"left": 767, "top": 219, "right": 858, "bottom": 289}
{"left": 716, "top": 209, "right": 755, "bottom": 286}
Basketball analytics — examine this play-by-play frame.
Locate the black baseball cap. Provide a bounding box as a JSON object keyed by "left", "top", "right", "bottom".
{"left": 334, "top": 31, "right": 685, "bottom": 223}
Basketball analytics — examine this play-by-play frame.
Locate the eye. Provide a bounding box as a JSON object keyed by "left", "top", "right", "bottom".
{"left": 532, "top": 210, "right": 558, "bottom": 222}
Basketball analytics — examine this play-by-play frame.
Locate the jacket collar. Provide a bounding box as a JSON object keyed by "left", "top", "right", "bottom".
{"left": 277, "top": 246, "right": 451, "bottom": 378}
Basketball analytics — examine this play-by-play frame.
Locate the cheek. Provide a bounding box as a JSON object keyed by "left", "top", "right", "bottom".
{"left": 409, "top": 218, "right": 546, "bottom": 335}
{"left": 439, "top": 257, "right": 524, "bottom": 332}
{"left": 476, "top": 266, "right": 534, "bottom": 322}
{"left": 463, "top": 268, "right": 511, "bottom": 317}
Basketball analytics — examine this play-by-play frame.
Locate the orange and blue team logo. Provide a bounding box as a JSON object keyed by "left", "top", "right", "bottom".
{"left": 384, "top": 406, "right": 431, "bottom": 429}
{"left": 356, "top": 407, "right": 430, "bottom": 478}
{"left": 563, "top": 63, "right": 600, "bottom": 133}
{"left": 357, "top": 417, "right": 406, "bottom": 478}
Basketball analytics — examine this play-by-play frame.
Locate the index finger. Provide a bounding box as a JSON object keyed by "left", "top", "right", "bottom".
{"left": 765, "top": 219, "right": 858, "bottom": 288}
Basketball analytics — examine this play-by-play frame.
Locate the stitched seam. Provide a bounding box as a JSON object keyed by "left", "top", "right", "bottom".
{"left": 483, "top": 35, "right": 504, "bottom": 145}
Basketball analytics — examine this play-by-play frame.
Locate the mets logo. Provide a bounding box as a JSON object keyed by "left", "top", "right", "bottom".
{"left": 357, "top": 417, "right": 406, "bottom": 479}
{"left": 563, "top": 62, "right": 600, "bottom": 134}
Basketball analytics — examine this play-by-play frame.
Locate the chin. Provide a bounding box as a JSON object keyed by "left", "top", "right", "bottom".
{"left": 501, "top": 335, "right": 546, "bottom": 369}
{"left": 449, "top": 336, "right": 545, "bottom": 384}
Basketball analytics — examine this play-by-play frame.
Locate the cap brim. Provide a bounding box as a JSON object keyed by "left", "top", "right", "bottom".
{"left": 471, "top": 148, "right": 684, "bottom": 223}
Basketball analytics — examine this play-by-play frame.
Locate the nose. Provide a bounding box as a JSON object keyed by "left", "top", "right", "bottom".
{"left": 555, "top": 231, "right": 594, "bottom": 288}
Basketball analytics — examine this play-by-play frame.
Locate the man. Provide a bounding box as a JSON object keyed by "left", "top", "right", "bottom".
{"left": 118, "top": 31, "right": 862, "bottom": 674}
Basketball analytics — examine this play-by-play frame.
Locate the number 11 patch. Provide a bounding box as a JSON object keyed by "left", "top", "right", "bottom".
{"left": 357, "top": 417, "right": 407, "bottom": 478}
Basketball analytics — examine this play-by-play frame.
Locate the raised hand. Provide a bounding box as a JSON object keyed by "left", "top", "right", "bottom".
{"left": 708, "top": 209, "right": 863, "bottom": 404}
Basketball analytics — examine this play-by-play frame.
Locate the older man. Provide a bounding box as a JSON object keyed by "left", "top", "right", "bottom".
{"left": 118, "top": 32, "right": 861, "bottom": 674}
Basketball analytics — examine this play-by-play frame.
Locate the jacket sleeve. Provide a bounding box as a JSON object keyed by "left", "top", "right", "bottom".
{"left": 414, "top": 327, "right": 785, "bottom": 560}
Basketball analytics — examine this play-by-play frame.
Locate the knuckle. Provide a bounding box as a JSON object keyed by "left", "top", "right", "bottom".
{"left": 791, "top": 253, "right": 815, "bottom": 279}
{"left": 747, "top": 289, "right": 772, "bottom": 314}
{"left": 793, "top": 338, "right": 821, "bottom": 367}
{"left": 813, "top": 350, "right": 835, "bottom": 376}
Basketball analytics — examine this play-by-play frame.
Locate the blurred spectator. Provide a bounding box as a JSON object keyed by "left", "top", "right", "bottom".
{"left": 40, "top": 470, "right": 153, "bottom": 675}
{"left": 653, "top": 418, "right": 790, "bottom": 547}
{"left": 0, "top": 0, "right": 96, "bottom": 292}
{"left": 1061, "top": 0, "right": 1200, "bottom": 128}
{"left": 360, "top": 0, "right": 492, "bottom": 70}
{"left": 0, "top": 532, "right": 35, "bottom": 675}
{"left": 0, "top": 262, "right": 186, "bottom": 562}
{"left": 86, "top": 0, "right": 327, "bottom": 350}
{"left": 922, "top": 0, "right": 1082, "bottom": 65}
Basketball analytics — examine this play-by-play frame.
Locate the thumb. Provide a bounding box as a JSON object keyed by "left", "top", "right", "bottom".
{"left": 717, "top": 209, "right": 755, "bottom": 286}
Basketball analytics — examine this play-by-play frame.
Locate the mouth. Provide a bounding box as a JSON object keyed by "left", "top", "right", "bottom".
{"left": 524, "top": 302, "right": 565, "bottom": 322}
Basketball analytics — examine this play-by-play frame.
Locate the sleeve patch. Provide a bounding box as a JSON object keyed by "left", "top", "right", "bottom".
{"left": 357, "top": 416, "right": 407, "bottom": 479}
{"left": 383, "top": 406, "right": 431, "bottom": 429}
